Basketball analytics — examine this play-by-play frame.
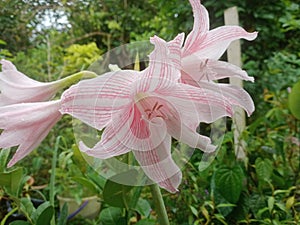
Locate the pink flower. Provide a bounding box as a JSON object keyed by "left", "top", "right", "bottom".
{"left": 0, "top": 100, "right": 62, "bottom": 167}
{"left": 181, "top": 0, "right": 258, "bottom": 84}
{"left": 0, "top": 59, "right": 96, "bottom": 106}
{"left": 165, "top": 0, "right": 258, "bottom": 116}
{"left": 60, "top": 36, "right": 240, "bottom": 192}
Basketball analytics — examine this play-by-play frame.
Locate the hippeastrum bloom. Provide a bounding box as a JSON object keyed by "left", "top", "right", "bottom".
{"left": 60, "top": 35, "right": 243, "bottom": 193}
{"left": 180, "top": 0, "right": 258, "bottom": 85}
{"left": 0, "top": 100, "right": 62, "bottom": 167}
{"left": 161, "top": 0, "right": 257, "bottom": 117}
{"left": 0, "top": 59, "right": 96, "bottom": 106}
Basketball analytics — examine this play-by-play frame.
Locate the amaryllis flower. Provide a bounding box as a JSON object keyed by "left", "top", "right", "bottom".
{"left": 161, "top": 0, "right": 257, "bottom": 118}
{"left": 180, "top": 0, "right": 258, "bottom": 85}
{"left": 0, "top": 59, "right": 96, "bottom": 106}
{"left": 60, "top": 35, "right": 242, "bottom": 192}
{"left": 0, "top": 100, "right": 62, "bottom": 167}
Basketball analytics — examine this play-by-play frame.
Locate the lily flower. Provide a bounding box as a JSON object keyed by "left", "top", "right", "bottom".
{"left": 0, "top": 100, "right": 62, "bottom": 167}
{"left": 180, "top": 0, "right": 258, "bottom": 85}
{"left": 0, "top": 59, "right": 96, "bottom": 106}
{"left": 163, "top": 0, "right": 257, "bottom": 117}
{"left": 60, "top": 35, "right": 240, "bottom": 192}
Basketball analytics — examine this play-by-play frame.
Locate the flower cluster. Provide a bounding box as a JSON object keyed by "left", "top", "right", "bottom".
{"left": 0, "top": 0, "right": 257, "bottom": 192}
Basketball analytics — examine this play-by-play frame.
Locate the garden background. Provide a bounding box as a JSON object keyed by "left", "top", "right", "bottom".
{"left": 0, "top": 0, "right": 299, "bottom": 224}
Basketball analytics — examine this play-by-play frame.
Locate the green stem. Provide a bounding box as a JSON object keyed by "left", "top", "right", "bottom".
{"left": 56, "top": 70, "right": 97, "bottom": 89}
{"left": 150, "top": 184, "right": 170, "bottom": 225}
{"left": 49, "top": 136, "right": 61, "bottom": 225}
{"left": 0, "top": 207, "right": 18, "bottom": 225}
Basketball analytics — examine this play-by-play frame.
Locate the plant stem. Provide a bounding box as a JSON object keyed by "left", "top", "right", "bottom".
{"left": 49, "top": 136, "right": 61, "bottom": 225}
{"left": 0, "top": 207, "right": 18, "bottom": 225}
{"left": 57, "top": 70, "right": 97, "bottom": 89}
{"left": 150, "top": 184, "right": 170, "bottom": 225}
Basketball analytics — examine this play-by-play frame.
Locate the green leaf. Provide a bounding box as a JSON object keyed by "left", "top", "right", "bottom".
{"left": 103, "top": 170, "right": 138, "bottom": 208}
{"left": 190, "top": 205, "right": 198, "bottom": 217}
{"left": 20, "top": 198, "right": 35, "bottom": 220}
{"left": 57, "top": 203, "right": 68, "bottom": 225}
{"left": 71, "top": 176, "right": 98, "bottom": 195}
{"left": 0, "top": 148, "right": 10, "bottom": 172}
{"left": 135, "top": 219, "right": 156, "bottom": 225}
{"left": 255, "top": 157, "right": 273, "bottom": 182}
{"left": 0, "top": 167, "right": 24, "bottom": 197}
{"left": 86, "top": 170, "right": 106, "bottom": 190}
{"left": 288, "top": 80, "right": 300, "bottom": 119}
{"left": 0, "top": 39, "right": 7, "bottom": 45}
{"left": 31, "top": 202, "right": 54, "bottom": 225}
{"left": 99, "top": 207, "right": 124, "bottom": 225}
{"left": 9, "top": 221, "right": 31, "bottom": 225}
{"left": 268, "top": 196, "right": 275, "bottom": 213}
{"left": 133, "top": 198, "right": 151, "bottom": 217}
{"left": 214, "top": 165, "right": 244, "bottom": 203}
{"left": 71, "top": 144, "right": 89, "bottom": 174}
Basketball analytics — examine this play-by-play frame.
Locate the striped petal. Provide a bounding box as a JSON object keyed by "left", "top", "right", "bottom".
{"left": 183, "top": 0, "right": 210, "bottom": 54}
{"left": 60, "top": 70, "right": 137, "bottom": 130}
{"left": 79, "top": 121, "right": 131, "bottom": 159}
{"left": 184, "top": 25, "right": 258, "bottom": 59}
{"left": 137, "top": 36, "right": 181, "bottom": 93}
{"left": 182, "top": 58, "right": 254, "bottom": 82}
{"left": 0, "top": 59, "right": 97, "bottom": 106}
{"left": 0, "top": 100, "right": 62, "bottom": 167}
{"left": 197, "top": 81, "right": 255, "bottom": 116}
{"left": 133, "top": 135, "right": 182, "bottom": 193}
{"left": 158, "top": 83, "right": 234, "bottom": 124}
{"left": 110, "top": 102, "right": 168, "bottom": 152}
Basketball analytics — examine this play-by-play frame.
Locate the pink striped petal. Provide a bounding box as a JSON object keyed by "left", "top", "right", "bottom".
{"left": 0, "top": 59, "right": 17, "bottom": 70}
{"left": 79, "top": 121, "right": 131, "bottom": 159}
{"left": 0, "top": 59, "right": 40, "bottom": 85}
{"left": 166, "top": 33, "right": 185, "bottom": 69}
{"left": 184, "top": 0, "right": 209, "bottom": 53}
{"left": 110, "top": 102, "right": 168, "bottom": 151}
{"left": 182, "top": 58, "right": 254, "bottom": 82}
{"left": 0, "top": 100, "right": 62, "bottom": 167}
{"left": 197, "top": 81, "right": 255, "bottom": 116}
{"left": 60, "top": 70, "right": 136, "bottom": 130}
{"left": 184, "top": 25, "right": 258, "bottom": 59}
{"left": 133, "top": 135, "right": 182, "bottom": 193}
{"left": 166, "top": 114, "right": 216, "bottom": 152}
{"left": 0, "top": 59, "right": 96, "bottom": 106}
{"left": 157, "top": 83, "right": 234, "bottom": 124}
{"left": 139, "top": 36, "right": 181, "bottom": 92}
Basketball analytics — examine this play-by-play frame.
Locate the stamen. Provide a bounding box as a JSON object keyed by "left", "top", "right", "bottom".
{"left": 144, "top": 101, "right": 166, "bottom": 120}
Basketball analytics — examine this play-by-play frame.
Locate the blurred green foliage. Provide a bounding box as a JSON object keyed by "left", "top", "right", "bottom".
{"left": 0, "top": 0, "right": 299, "bottom": 224}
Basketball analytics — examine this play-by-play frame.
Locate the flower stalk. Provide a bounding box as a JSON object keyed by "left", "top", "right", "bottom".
{"left": 56, "top": 70, "right": 97, "bottom": 90}
{"left": 150, "top": 184, "right": 170, "bottom": 225}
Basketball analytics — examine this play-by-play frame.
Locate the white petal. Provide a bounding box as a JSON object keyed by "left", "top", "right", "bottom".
{"left": 166, "top": 115, "right": 216, "bottom": 152}
{"left": 79, "top": 123, "right": 131, "bottom": 159}
{"left": 188, "top": 26, "right": 258, "bottom": 59}
{"left": 110, "top": 104, "right": 168, "bottom": 151}
{"left": 133, "top": 135, "right": 182, "bottom": 193}
{"left": 61, "top": 70, "right": 136, "bottom": 130}
{"left": 182, "top": 58, "right": 254, "bottom": 82}
{"left": 197, "top": 81, "right": 255, "bottom": 116}
{"left": 184, "top": 0, "right": 210, "bottom": 54}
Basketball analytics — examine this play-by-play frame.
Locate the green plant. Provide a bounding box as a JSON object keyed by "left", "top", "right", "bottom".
{"left": 0, "top": 149, "right": 55, "bottom": 225}
{"left": 54, "top": 141, "right": 102, "bottom": 203}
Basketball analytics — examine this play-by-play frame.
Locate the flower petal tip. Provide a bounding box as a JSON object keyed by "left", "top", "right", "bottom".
{"left": 7, "top": 159, "right": 16, "bottom": 168}
{"left": 78, "top": 141, "right": 90, "bottom": 152}
{"left": 247, "top": 31, "right": 258, "bottom": 41}
{"left": 0, "top": 59, "right": 17, "bottom": 71}
{"left": 203, "top": 143, "right": 217, "bottom": 153}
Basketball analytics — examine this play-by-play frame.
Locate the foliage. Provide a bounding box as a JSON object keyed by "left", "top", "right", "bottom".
{"left": 0, "top": 0, "right": 300, "bottom": 224}
{"left": 288, "top": 80, "right": 300, "bottom": 120}
{"left": 62, "top": 42, "right": 102, "bottom": 76}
